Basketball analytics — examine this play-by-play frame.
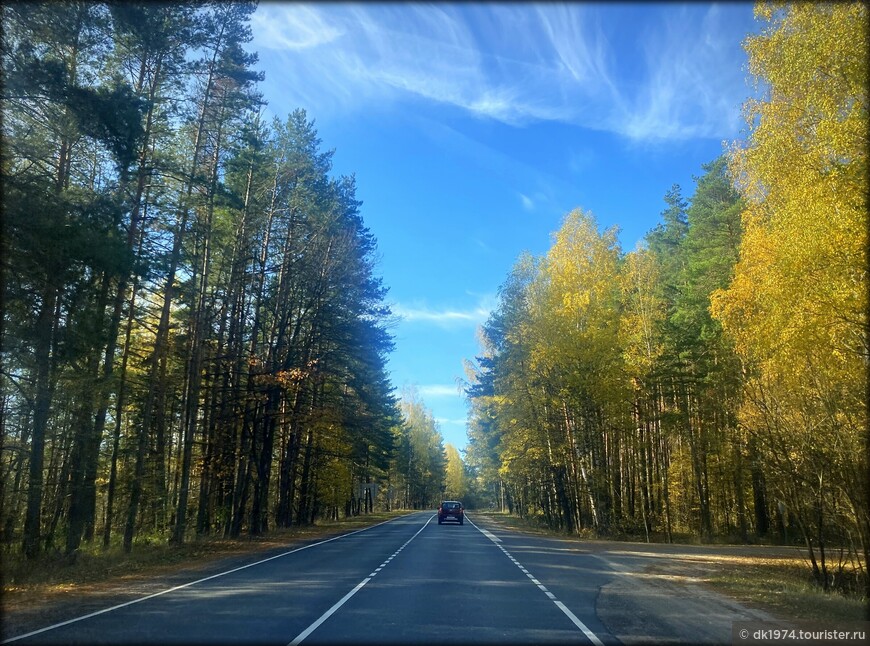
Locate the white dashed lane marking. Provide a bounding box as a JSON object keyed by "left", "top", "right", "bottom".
{"left": 289, "top": 515, "right": 434, "bottom": 645}
{"left": 467, "top": 517, "right": 605, "bottom": 646}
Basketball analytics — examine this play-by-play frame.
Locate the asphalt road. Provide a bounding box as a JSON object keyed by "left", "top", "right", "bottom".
{"left": 3, "top": 512, "right": 774, "bottom": 645}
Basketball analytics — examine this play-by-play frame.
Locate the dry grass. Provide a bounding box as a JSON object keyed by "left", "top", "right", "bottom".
{"left": 705, "top": 555, "right": 868, "bottom": 623}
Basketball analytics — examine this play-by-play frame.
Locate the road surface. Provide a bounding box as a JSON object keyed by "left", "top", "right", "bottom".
{"left": 2, "top": 511, "right": 774, "bottom": 645}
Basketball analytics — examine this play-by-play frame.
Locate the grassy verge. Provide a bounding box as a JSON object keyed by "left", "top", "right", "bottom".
{"left": 472, "top": 510, "right": 585, "bottom": 536}
{"left": 473, "top": 510, "right": 868, "bottom": 623}
{"left": 1, "top": 510, "right": 413, "bottom": 610}
{"left": 706, "top": 557, "right": 868, "bottom": 623}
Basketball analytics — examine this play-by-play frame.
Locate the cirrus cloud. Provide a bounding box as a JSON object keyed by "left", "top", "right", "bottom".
{"left": 251, "top": 3, "right": 757, "bottom": 142}
{"left": 419, "top": 385, "right": 463, "bottom": 398}
{"left": 392, "top": 294, "right": 496, "bottom": 328}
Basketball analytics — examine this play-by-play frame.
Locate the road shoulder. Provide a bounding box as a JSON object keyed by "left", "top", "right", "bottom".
{"left": 591, "top": 550, "right": 777, "bottom": 644}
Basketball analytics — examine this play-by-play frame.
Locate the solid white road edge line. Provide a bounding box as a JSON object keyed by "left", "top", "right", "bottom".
{"left": 2, "top": 514, "right": 416, "bottom": 645}
{"left": 553, "top": 600, "right": 606, "bottom": 646}
{"left": 287, "top": 514, "right": 434, "bottom": 646}
{"left": 467, "top": 516, "right": 606, "bottom": 646}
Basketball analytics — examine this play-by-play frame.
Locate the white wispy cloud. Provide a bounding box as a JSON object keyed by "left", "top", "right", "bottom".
{"left": 392, "top": 303, "right": 491, "bottom": 326}
{"left": 393, "top": 294, "right": 496, "bottom": 328}
{"left": 614, "top": 5, "right": 750, "bottom": 142}
{"left": 419, "top": 385, "right": 462, "bottom": 398}
{"left": 519, "top": 193, "right": 535, "bottom": 212}
{"left": 473, "top": 238, "right": 494, "bottom": 254}
{"left": 251, "top": 3, "right": 754, "bottom": 142}
{"left": 435, "top": 417, "right": 468, "bottom": 427}
{"left": 534, "top": 5, "right": 617, "bottom": 97}
{"left": 251, "top": 5, "right": 343, "bottom": 50}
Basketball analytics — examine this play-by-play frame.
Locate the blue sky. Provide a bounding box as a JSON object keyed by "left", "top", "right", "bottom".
{"left": 248, "top": 2, "right": 761, "bottom": 453}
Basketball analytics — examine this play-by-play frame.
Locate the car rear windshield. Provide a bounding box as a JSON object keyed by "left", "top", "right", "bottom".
{"left": 443, "top": 502, "right": 460, "bottom": 510}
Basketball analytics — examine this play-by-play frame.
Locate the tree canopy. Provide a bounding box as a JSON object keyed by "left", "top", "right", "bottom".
{"left": 1, "top": 1, "right": 405, "bottom": 559}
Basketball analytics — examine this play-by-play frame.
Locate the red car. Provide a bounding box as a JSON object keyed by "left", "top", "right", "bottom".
{"left": 438, "top": 501, "right": 464, "bottom": 525}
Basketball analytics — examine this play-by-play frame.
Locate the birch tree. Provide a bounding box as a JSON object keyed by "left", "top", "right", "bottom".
{"left": 711, "top": 1, "right": 868, "bottom": 591}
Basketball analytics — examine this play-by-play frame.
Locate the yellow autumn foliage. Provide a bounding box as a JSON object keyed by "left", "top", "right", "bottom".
{"left": 620, "top": 246, "right": 666, "bottom": 378}
{"left": 714, "top": 1, "right": 867, "bottom": 375}
{"left": 711, "top": 1, "right": 867, "bottom": 544}
{"left": 528, "top": 209, "right": 624, "bottom": 404}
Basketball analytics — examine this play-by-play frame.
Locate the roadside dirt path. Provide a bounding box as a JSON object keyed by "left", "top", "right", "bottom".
{"left": 588, "top": 543, "right": 785, "bottom": 644}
